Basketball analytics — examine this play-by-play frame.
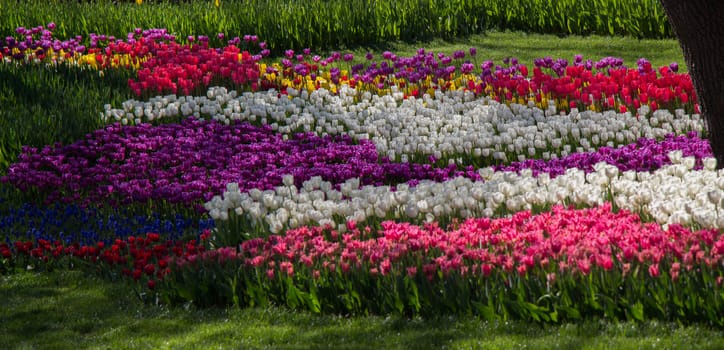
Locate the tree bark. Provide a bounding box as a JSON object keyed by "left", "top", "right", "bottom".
{"left": 659, "top": 0, "right": 724, "bottom": 168}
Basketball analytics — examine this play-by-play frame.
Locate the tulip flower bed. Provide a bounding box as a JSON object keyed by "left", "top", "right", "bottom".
{"left": 4, "top": 205, "right": 724, "bottom": 325}
{"left": 2, "top": 26, "right": 723, "bottom": 326}
{"left": 1, "top": 119, "right": 478, "bottom": 210}
{"left": 1, "top": 25, "right": 697, "bottom": 116}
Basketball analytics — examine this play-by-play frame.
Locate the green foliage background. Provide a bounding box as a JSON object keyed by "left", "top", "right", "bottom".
{"left": 0, "top": 0, "right": 671, "bottom": 54}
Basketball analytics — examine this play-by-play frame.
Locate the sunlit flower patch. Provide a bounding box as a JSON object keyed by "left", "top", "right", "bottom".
{"left": 103, "top": 87, "right": 706, "bottom": 166}
{"left": 2, "top": 26, "right": 698, "bottom": 115}
{"left": 205, "top": 155, "right": 724, "bottom": 246}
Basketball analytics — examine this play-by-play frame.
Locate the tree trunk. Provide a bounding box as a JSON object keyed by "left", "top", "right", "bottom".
{"left": 659, "top": 0, "right": 724, "bottom": 169}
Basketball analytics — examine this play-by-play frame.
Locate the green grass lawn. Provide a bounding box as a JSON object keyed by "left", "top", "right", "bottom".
{"left": 2, "top": 270, "right": 722, "bottom": 350}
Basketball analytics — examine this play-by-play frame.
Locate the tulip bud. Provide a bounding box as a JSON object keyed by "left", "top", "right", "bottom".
{"left": 704, "top": 157, "right": 717, "bottom": 171}
{"left": 404, "top": 204, "right": 419, "bottom": 219}
{"left": 682, "top": 156, "right": 696, "bottom": 170}
{"left": 708, "top": 190, "right": 722, "bottom": 206}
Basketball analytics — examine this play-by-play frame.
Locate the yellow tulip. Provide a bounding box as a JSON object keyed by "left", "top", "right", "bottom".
{"left": 136, "top": 0, "right": 142, "bottom": 4}
{"left": 78, "top": 54, "right": 98, "bottom": 70}
{"left": 215, "top": 0, "right": 220, "bottom": 7}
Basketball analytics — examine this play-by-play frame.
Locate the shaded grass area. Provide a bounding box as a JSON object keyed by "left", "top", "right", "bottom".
{"left": 1, "top": 270, "right": 722, "bottom": 349}
{"left": 0, "top": 63, "right": 136, "bottom": 174}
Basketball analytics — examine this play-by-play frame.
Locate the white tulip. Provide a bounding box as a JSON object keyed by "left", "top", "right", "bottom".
{"left": 704, "top": 157, "right": 717, "bottom": 171}
{"left": 708, "top": 190, "right": 723, "bottom": 206}
{"left": 682, "top": 156, "right": 696, "bottom": 170}
{"left": 282, "top": 174, "right": 295, "bottom": 187}
{"left": 717, "top": 216, "right": 724, "bottom": 229}
{"left": 416, "top": 199, "right": 430, "bottom": 212}
{"left": 491, "top": 192, "right": 505, "bottom": 205}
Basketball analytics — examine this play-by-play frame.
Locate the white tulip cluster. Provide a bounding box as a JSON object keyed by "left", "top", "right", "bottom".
{"left": 204, "top": 153, "right": 724, "bottom": 234}
{"left": 104, "top": 87, "right": 706, "bottom": 164}
{"left": 610, "top": 151, "right": 724, "bottom": 230}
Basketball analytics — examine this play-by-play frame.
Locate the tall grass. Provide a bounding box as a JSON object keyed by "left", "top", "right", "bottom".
{"left": 0, "top": 0, "right": 671, "bottom": 54}
{"left": 482, "top": 0, "right": 670, "bottom": 39}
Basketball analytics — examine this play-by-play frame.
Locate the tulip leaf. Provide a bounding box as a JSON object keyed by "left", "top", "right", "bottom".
{"left": 558, "top": 305, "right": 581, "bottom": 320}
{"left": 285, "top": 279, "right": 300, "bottom": 309}
{"left": 405, "top": 277, "right": 421, "bottom": 313}
{"left": 629, "top": 301, "right": 644, "bottom": 322}
{"left": 472, "top": 301, "right": 497, "bottom": 321}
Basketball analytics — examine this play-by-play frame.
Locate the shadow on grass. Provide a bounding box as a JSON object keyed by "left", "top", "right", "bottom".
{"left": 1, "top": 270, "right": 723, "bottom": 349}
{"left": 1, "top": 270, "right": 190, "bottom": 349}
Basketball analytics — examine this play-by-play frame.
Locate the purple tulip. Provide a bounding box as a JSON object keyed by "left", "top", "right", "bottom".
{"left": 461, "top": 62, "right": 475, "bottom": 74}
{"left": 493, "top": 133, "right": 711, "bottom": 177}
{"left": 669, "top": 62, "right": 679, "bottom": 73}
{"left": 2, "top": 119, "right": 481, "bottom": 210}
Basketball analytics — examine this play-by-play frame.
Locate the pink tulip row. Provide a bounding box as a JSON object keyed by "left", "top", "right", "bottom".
{"left": 7, "top": 204, "right": 722, "bottom": 289}
{"left": 187, "top": 203, "right": 722, "bottom": 283}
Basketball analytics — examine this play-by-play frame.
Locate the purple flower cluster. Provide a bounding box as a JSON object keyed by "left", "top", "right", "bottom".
{"left": 348, "top": 47, "right": 507, "bottom": 85}
{"left": 1, "top": 25, "right": 182, "bottom": 61}
{"left": 533, "top": 55, "right": 631, "bottom": 76}
{"left": 3, "top": 23, "right": 86, "bottom": 60}
{"left": 494, "top": 132, "right": 712, "bottom": 177}
{"left": 2, "top": 119, "right": 479, "bottom": 209}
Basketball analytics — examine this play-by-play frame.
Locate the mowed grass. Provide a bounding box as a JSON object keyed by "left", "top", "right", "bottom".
{"left": 343, "top": 31, "right": 685, "bottom": 72}
{"left": 2, "top": 270, "right": 723, "bottom": 350}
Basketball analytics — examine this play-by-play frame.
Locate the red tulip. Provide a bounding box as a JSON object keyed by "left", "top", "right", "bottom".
{"left": 648, "top": 264, "right": 660, "bottom": 278}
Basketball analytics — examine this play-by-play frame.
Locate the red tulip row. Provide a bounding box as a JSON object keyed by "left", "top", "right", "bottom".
{"left": 227, "top": 203, "right": 722, "bottom": 282}
{"left": 4, "top": 204, "right": 722, "bottom": 290}
{"left": 130, "top": 42, "right": 263, "bottom": 96}
{"left": 4, "top": 231, "right": 210, "bottom": 289}
{"left": 473, "top": 62, "right": 696, "bottom": 113}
